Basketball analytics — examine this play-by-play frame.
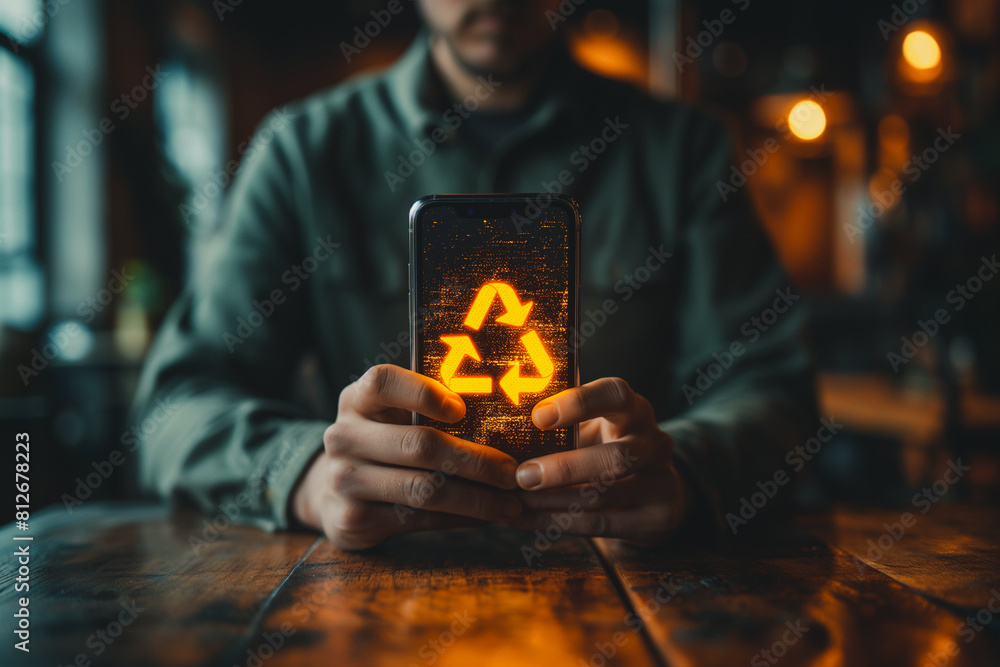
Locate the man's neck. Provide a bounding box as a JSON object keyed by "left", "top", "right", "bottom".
{"left": 428, "top": 37, "right": 547, "bottom": 111}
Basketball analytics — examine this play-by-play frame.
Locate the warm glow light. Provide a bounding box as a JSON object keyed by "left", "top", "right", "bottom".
{"left": 877, "top": 114, "right": 910, "bottom": 169}
{"left": 878, "top": 114, "right": 910, "bottom": 148}
{"left": 902, "top": 30, "right": 942, "bottom": 70}
{"left": 500, "top": 330, "right": 554, "bottom": 405}
{"left": 441, "top": 282, "right": 553, "bottom": 405}
{"left": 463, "top": 281, "right": 532, "bottom": 330}
{"left": 868, "top": 167, "right": 901, "bottom": 212}
{"left": 439, "top": 334, "right": 492, "bottom": 394}
{"left": 788, "top": 100, "right": 827, "bottom": 141}
{"left": 569, "top": 17, "right": 647, "bottom": 86}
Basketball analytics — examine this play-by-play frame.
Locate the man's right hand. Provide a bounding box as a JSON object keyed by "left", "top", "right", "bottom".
{"left": 291, "top": 364, "right": 522, "bottom": 550}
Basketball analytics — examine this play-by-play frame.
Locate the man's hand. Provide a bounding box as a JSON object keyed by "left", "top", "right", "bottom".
{"left": 291, "top": 365, "right": 522, "bottom": 550}
{"left": 509, "top": 377, "right": 690, "bottom": 546}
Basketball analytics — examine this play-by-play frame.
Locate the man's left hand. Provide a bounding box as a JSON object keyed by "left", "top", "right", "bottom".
{"left": 506, "top": 377, "right": 691, "bottom": 546}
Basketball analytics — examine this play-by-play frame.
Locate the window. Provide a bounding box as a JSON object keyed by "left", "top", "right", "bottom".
{"left": 0, "top": 0, "right": 42, "bottom": 46}
{"left": 0, "top": 0, "right": 44, "bottom": 330}
{"left": 154, "top": 55, "right": 226, "bottom": 282}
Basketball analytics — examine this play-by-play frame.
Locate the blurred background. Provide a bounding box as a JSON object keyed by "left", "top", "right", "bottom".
{"left": 1, "top": 0, "right": 998, "bottom": 511}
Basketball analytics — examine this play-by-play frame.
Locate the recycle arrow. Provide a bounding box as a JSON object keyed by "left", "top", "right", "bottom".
{"left": 463, "top": 282, "right": 533, "bottom": 330}
{"left": 439, "top": 335, "right": 492, "bottom": 394}
{"left": 499, "top": 329, "right": 554, "bottom": 405}
{"left": 439, "top": 281, "right": 553, "bottom": 405}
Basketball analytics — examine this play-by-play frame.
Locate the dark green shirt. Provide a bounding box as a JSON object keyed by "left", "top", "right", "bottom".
{"left": 132, "top": 35, "right": 817, "bottom": 537}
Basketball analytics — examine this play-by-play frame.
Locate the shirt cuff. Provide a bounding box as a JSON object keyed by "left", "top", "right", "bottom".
{"left": 266, "top": 420, "right": 329, "bottom": 530}
{"left": 659, "top": 417, "right": 729, "bottom": 541}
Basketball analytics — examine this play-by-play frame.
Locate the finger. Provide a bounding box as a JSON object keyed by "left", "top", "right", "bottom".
{"left": 341, "top": 364, "right": 465, "bottom": 423}
{"left": 516, "top": 474, "right": 661, "bottom": 511}
{"left": 329, "top": 461, "right": 522, "bottom": 522}
{"left": 577, "top": 419, "right": 604, "bottom": 448}
{"left": 324, "top": 421, "right": 518, "bottom": 489}
{"left": 507, "top": 504, "right": 681, "bottom": 544}
{"left": 515, "top": 437, "right": 652, "bottom": 490}
{"left": 392, "top": 509, "right": 487, "bottom": 534}
{"left": 531, "top": 377, "right": 650, "bottom": 432}
{"left": 324, "top": 500, "right": 486, "bottom": 551}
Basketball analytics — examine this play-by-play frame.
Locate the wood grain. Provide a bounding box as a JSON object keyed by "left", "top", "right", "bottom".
{"left": 0, "top": 505, "right": 658, "bottom": 667}
{"left": 4, "top": 503, "right": 999, "bottom": 667}
{"left": 594, "top": 522, "right": 1000, "bottom": 667}
{"left": 245, "top": 523, "right": 658, "bottom": 667}
{"left": 0, "top": 503, "right": 317, "bottom": 667}
{"left": 802, "top": 505, "right": 1000, "bottom": 611}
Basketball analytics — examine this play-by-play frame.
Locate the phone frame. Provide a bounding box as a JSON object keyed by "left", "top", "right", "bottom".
{"left": 408, "top": 193, "right": 581, "bottom": 455}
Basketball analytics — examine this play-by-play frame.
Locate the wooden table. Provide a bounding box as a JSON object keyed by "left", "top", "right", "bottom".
{"left": 2, "top": 503, "right": 999, "bottom": 667}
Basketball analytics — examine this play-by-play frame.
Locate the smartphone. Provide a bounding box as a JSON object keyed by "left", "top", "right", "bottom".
{"left": 409, "top": 194, "right": 580, "bottom": 462}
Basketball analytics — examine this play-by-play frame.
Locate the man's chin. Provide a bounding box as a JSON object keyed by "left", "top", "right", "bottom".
{"left": 450, "top": 41, "right": 541, "bottom": 81}
{"left": 462, "top": 57, "right": 520, "bottom": 79}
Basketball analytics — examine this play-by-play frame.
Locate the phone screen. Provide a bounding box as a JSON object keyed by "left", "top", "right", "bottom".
{"left": 410, "top": 195, "right": 579, "bottom": 462}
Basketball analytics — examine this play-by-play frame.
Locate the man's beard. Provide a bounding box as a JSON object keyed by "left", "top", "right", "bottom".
{"left": 438, "top": 31, "right": 551, "bottom": 83}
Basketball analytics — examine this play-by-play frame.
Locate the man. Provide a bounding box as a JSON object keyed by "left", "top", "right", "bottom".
{"left": 132, "top": 0, "right": 816, "bottom": 550}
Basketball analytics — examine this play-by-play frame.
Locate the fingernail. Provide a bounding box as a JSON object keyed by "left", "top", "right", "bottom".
{"left": 532, "top": 403, "right": 559, "bottom": 429}
{"left": 444, "top": 397, "right": 465, "bottom": 420}
{"left": 516, "top": 463, "right": 543, "bottom": 490}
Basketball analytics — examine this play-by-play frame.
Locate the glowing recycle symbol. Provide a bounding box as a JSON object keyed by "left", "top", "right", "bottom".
{"left": 439, "top": 282, "right": 554, "bottom": 406}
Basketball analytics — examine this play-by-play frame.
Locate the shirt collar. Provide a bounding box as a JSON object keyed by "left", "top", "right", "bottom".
{"left": 384, "top": 31, "right": 586, "bottom": 141}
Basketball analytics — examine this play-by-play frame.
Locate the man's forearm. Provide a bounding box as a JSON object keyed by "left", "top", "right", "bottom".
{"left": 134, "top": 379, "right": 327, "bottom": 531}
{"left": 661, "top": 387, "right": 817, "bottom": 539}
